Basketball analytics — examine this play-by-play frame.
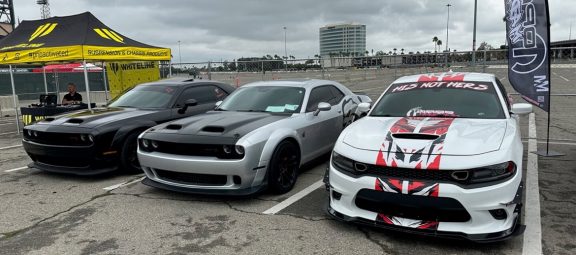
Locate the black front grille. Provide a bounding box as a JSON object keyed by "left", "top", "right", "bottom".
{"left": 364, "top": 165, "right": 457, "bottom": 183}
{"left": 153, "top": 142, "right": 221, "bottom": 157}
{"left": 355, "top": 189, "right": 471, "bottom": 222}
{"left": 155, "top": 169, "right": 227, "bottom": 186}
{"left": 24, "top": 131, "right": 92, "bottom": 146}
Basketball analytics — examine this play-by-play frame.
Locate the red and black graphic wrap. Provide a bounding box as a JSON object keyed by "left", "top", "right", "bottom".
{"left": 376, "top": 117, "right": 455, "bottom": 170}
{"left": 374, "top": 178, "right": 440, "bottom": 230}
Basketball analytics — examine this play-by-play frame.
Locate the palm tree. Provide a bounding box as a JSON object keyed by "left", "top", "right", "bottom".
{"left": 401, "top": 48, "right": 405, "bottom": 55}
{"left": 436, "top": 40, "right": 443, "bottom": 51}
{"left": 433, "top": 36, "right": 439, "bottom": 52}
{"left": 393, "top": 48, "right": 397, "bottom": 55}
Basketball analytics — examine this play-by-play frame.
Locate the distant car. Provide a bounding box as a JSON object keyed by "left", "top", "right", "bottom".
{"left": 325, "top": 72, "right": 532, "bottom": 242}
{"left": 137, "top": 79, "right": 372, "bottom": 195}
{"left": 22, "top": 78, "right": 234, "bottom": 175}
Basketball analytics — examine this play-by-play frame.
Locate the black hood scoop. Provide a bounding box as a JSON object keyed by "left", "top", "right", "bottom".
{"left": 165, "top": 124, "right": 182, "bottom": 130}
{"left": 67, "top": 119, "right": 84, "bottom": 124}
{"left": 202, "top": 126, "right": 225, "bottom": 133}
{"left": 392, "top": 133, "right": 439, "bottom": 140}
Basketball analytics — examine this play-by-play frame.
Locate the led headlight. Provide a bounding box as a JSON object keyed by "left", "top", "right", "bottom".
{"left": 141, "top": 139, "right": 150, "bottom": 148}
{"left": 469, "top": 161, "right": 516, "bottom": 183}
{"left": 235, "top": 145, "right": 245, "bottom": 155}
{"left": 26, "top": 129, "right": 32, "bottom": 137}
{"left": 88, "top": 135, "right": 94, "bottom": 143}
{"left": 80, "top": 134, "right": 88, "bottom": 142}
{"left": 151, "top": 140, "right": 159, "bottom": 149}
{"left": 223, "top": 145, "right": 232, "bottom": 154}
{"left": 32, "top": 131, "right": 38, "bottom": 137}
{"left": 331, "top": 151, "right": 355, "bottom": 174}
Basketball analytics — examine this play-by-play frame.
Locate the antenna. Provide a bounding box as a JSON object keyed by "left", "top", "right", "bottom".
{"left": 36, "top": 0, "right": 50, "bottom": 19}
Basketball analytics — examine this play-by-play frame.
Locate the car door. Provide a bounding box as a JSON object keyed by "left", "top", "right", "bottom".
{"left": 171, "top": 85, "right": 228, "bottom": 117}
{"left": 300, "top": 85, "right": 344, "bottom": 162}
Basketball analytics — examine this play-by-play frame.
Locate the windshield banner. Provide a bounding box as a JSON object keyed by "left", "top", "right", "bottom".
{"left": 505, "top": 0, "right": 550, "bottom": 112}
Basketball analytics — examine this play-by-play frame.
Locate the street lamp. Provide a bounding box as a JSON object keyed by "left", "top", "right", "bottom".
{"left": 283, "top": 26, "right": 288, "bottom": 71}
{"left": 446, "top": 3, "right": 452, "bottom": 52}
{"left": 178, "top": 40, "right": 182, "bottom": 65}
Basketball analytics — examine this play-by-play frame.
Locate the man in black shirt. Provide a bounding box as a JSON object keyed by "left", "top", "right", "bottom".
{"left": 62, "top": 82, "right": 83, "bottom": 105}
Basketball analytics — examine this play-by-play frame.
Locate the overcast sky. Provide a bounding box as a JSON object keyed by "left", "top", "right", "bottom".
{"left": 12, "top": 0, "right": 576, "bottom": 62}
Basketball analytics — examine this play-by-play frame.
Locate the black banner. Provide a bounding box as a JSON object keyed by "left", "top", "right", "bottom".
{"left": 505, "top": 0, "right": 551, "bottom": 112}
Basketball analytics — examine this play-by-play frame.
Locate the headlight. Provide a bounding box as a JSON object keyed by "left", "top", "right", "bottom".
{"left": 26, "top": 129, "right": 32, "bottom": 137}
{"left": 141, "top": 139, "right": 150, "bottom": 148}
{"left": 223, "top": 145, "right": 232, "bottom": 154}
{"left": 235, "top": 145, "right": 244, "bottom": 155}
{"left": 33, "top": 131, "right": 38, "bottom": 137}
{"left": 331, "top": 151, "right": 356, "bottom": 174}
{"left": 151, "top": 140, "right": 159, "bottom": 149}
{"left": 468, "top": 161, "right": 516, "bottom": 183}
{"left": 80, "top": 134, "right": 87, "bottom": 142}
{"left": 88, "top": 135, "right": 94, "bottom": 143}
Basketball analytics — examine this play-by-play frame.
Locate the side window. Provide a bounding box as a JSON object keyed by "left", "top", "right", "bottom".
{"left": 494, "top": 79, "right": 511, "bottom": 111}
{"left": 328, "top": 86, "right": 345, "bottom": 105}
{"left": 306, "top": 86, "right": 333, "bottom": 112}
{"left": 175, "top": 86, "right": 228, "bottom": 107}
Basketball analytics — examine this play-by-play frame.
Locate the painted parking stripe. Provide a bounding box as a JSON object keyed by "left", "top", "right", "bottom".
{"left": 0, "top": 144, "right": 22, "bottom": 150}
{"left": 522, "top": 113, "right": 542, "bottom": 255}
{"left": 4, "top": 166, "right": 28, "bottom": 173}
{"left": 0, "top": 131, "right": 18, "bottom": 136}
{"left": 103, "top": 176, "right": 145, "bottom": 191}
{"left": 263, "top": 180, "right": 324, "bottom": 215}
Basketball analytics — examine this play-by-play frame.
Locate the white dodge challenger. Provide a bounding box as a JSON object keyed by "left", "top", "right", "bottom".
{"left": 325, "top": 72, "right": 532, "bottom": 242}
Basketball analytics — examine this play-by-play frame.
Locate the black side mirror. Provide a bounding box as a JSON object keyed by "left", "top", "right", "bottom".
{"left": 178, "top": 99, "right": 198, "bottom": 114}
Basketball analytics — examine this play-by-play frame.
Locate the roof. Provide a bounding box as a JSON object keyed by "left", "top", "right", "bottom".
{"left": 138, "top": 78, "right": 235, "bottom": 91}
{"left": 242, "top": 79, "right": 338, "bottom": 88}
{"left": 0, "top": 12, "right": 170, "bottom": 64}
{"left": 393, "top": 72, "right": 496, "bottom": 83}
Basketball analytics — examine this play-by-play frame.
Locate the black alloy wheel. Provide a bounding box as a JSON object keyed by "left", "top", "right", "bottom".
{"left": 268, "top": 140, "right": 300, "bottom": 194}
{"left": 120, "top": 132, "right": 142, "bottom": 174}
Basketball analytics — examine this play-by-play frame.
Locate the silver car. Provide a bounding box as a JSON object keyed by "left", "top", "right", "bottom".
{"left": 137, "top": 79, "right": 371, "bottom": 195}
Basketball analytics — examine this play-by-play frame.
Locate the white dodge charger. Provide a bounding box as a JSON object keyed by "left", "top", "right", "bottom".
{"left": 325, "top": 72, "right": 532, "bottom": 242}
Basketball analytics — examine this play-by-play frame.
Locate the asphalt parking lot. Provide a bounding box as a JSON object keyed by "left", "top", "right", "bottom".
{"left": 0, "top": 67, "right": 574, "bottom": 254}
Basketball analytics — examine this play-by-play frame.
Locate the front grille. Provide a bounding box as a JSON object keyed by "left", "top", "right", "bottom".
{"left": 24, "top": 131, "right": 92, "bottom": 146}
{"left": 364, "top": 165, "right": 457, "bottom": 183}
{"left": 155, "top": 169, "right": 227, "bottom": 186}
{"left": 34, "top": 155, "right": 89, "bottom": 168}
{"left": 355, "top": 189, "right": 471, "bottom": 222}
{"left": 153, "top": 141, "right": 221, "bottom": 157}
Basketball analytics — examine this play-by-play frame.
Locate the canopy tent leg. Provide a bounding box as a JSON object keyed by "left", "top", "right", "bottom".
{"left": 102, "top": 62, "right": 109, "bottom": 103}
{"left": 42, "top": 66, "right": 48, "bottom": 94}
{"left": 169, "top": 59, "right": 172, "bottom": 77}
{"left": 83, "top": 60, "right": 92, "bottom": 111}
{"left": 9, "top": 65, "right": 21, "bottom": 134}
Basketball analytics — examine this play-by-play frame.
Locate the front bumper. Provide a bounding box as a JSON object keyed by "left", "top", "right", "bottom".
{"left": 23, "top": 139, "right": 118, "bottom": 175}
{"left": 137, "top": 146, "right": 267, "bottom": 195}
{"left": 326, "top": 163, "right": 525, "bottom": 242}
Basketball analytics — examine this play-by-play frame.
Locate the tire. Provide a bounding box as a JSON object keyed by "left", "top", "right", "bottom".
{"left": 120, "top": 131, "right": 142, "bottom": 174}
{"left": 268, "top": 140, "right": 300, "bottom": 194}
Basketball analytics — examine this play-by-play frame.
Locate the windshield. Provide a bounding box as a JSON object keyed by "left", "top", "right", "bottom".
{"left": 108, "top": 85, "right": 178, "bottom": 109}
{"left": 370, "top": 81, "right": 505, "bottom": 119}
{"left": 218, "top": 86, "right": 305, "bottom": 113}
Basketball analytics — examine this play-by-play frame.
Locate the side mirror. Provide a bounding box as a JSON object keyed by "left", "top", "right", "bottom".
{"left": 511, "top": 103, "right": 532, "bottom": 115}
{"left": 215, "top": 101, "right": 222, "bottom": 107}
{"left": 355, "top": 102, "right": 371, "bottom": 118}
{"left": 313, "top": 102, "right": 331, "bottom": 116}
{"left": 178, "top": 99, "right": 198, "bottom": 114}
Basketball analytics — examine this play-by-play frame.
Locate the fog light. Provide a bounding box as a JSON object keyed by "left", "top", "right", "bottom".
{"left": 331, "top": 190, "right": 342, "bottom": 200}
{"left": 233, "top": 175, "right": 241, "bottom": 185}
{"left": 489, "top": 209, "right": 508, "bottom": 220}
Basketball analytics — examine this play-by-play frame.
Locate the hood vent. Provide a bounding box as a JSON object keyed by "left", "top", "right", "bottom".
{"left": 67, "top": 119, "right": 84, "bottom": 124}
{"left": 392, "top": 133, "right": 439, "bottom": 140}
{"left": 44, "top": 118, "right": 55, "bottom": 122}
{"left": 202, "top": 126, "right": 225, "bottom": 133}
{"left": 165, "top": 124, "right": 182, "bottom": 130}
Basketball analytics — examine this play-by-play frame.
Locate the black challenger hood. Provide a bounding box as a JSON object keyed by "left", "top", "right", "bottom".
{"left": 147, "top": 111, "right": 290, "bottom": 140}
{"left": 35, "top": 107, "right": 155, "bottom": 129}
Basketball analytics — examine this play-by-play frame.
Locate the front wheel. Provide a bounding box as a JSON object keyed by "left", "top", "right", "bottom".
{"left": 120, "top": 132, "right": 142, "bottom": 174}
{"left": 268, "top": 140, "right": 300, "bottom": 194}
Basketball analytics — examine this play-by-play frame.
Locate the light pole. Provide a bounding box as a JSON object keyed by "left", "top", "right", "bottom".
{"left": 446, "top": 3, "right": 451, "bottom": 52}
{"left": 178, "top": 40, "right": 182, "bottom": 65}
{"left": 472, "top": 0, "right": 477, "bottom": 66}
{"left": 283, "top": 26, "right": 288, "bottom": 71}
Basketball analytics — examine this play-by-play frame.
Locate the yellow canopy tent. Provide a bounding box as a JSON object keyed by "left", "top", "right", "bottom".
{"left": 0, "top": 12, "right": 171, "bottom": 132}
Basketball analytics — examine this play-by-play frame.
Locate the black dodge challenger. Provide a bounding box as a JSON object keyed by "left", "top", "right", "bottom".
{"left": 22, "top": 78, "right": 235, "bottom": 175}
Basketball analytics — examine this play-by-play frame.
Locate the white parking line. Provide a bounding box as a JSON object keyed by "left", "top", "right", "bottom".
{"left": 0, "top": 144, "right": 22, "bottom": 150}
{"left": 263, "top": 180, "right": 324, "bottom": 215}
{"left": 523, "top": 113, "right": 542, "bottom": 255}
{"left": 103, "top": 176, "right": 145, "bottom": 191}
{"left": 4, "top": 166, "right": 28, "bottom": 173}
{"left": 0, "top": 131, "right": 18, "bottom": 136}
{"left": 557, "top": 75, "right": 570, "bottom": 82}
